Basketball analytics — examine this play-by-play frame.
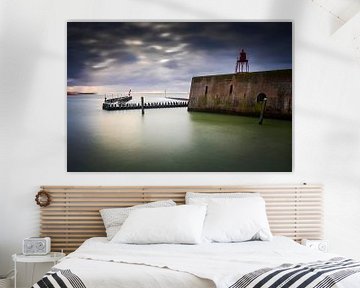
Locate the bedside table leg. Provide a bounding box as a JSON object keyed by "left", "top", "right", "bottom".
{"left": 25, "top": 263, "right": 29, "bottom": 287}
{"left": 31, "top": 263, "right": 36, "bottom": 286}
{"left": 14, "top": 260, "right": 17, "bottom": 288}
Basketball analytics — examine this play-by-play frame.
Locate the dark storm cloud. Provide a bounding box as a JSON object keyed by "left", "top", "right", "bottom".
{"left": 67, "top": 22, "right": 292, "bottom": 91}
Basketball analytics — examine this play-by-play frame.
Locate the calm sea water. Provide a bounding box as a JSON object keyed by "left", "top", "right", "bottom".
{"left": 67, "top": 94, "right": 292, "bottom": 172}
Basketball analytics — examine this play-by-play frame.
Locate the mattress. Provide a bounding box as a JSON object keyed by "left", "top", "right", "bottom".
{"left": 36, "top": 236, "right": 360, "bottom": 288}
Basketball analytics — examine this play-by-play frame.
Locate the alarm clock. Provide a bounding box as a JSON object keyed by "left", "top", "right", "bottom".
{"left": 301, "top": 239, "right": 328, "bottom": 252}
{"left": 23, "top": 237, "right": 51, "bottom": 255}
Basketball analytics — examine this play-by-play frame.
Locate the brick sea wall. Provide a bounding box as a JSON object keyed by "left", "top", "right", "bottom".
{"left": 188, "top": 69, "right": 292, "bottom": 120}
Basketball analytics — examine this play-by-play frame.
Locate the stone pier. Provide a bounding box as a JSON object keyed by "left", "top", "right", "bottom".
{"left": 188, "top": 69, "right": 292, "bottom": 120}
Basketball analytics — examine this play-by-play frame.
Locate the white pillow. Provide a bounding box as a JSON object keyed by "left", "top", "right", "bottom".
{"left": 111, "top": 205, "right": 207, "bottom": 244}
{"left": 186, "top": 192, "right": 259, "bottom": 204}
{"left": 100, "top": 200, "right": 176, "bottom": 240}
{"left": 202, "top": 197, "right": 272, "bottom": 243}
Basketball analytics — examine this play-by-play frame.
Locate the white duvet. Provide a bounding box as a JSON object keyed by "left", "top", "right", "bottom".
{"left": 54, "top": 237, "right": 360, "bottom": 288}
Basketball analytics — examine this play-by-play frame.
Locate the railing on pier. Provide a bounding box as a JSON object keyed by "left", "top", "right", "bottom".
{"left": 165, "top": 96, "right": 190, "bottom": 101}
{"left": 102, "top": 100, "right": 188, "bottom": 111}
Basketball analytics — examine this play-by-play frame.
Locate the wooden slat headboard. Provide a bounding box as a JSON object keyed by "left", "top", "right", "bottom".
{"left": 39, "top": 184, "right": 323, "bottom": 253}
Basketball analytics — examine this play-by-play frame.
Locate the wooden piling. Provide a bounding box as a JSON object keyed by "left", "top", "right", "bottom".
{"left": 141, "top": 97, "right": 144, "bottom": 114}
{"left": 259, "top": 98, "right": 267, "bottom": 125}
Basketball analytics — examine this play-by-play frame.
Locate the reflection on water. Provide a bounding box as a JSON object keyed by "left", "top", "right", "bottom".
{"left": 67, "top": 94, "right": 292, "bottom": 172}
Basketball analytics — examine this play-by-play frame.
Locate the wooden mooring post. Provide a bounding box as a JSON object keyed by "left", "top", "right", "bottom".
{"left": 258, "top": 98, "right": 267, "bottom": 125}
{"left": 141, "top": 97, "right": 144, "bottom": 115}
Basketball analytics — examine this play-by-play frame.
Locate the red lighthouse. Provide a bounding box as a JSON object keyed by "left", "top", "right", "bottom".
{"left": 235, "top": 49, "right": 249, "bottom": 73}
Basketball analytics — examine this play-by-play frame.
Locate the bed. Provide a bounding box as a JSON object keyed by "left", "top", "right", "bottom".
{"left": 33, "top": 185, "right": 360, "bottom": 288}
{"left": 33, "top": 236, "right": 360, "bottom": 288}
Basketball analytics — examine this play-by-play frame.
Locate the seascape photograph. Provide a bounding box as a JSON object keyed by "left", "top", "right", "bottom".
{"left": 67, "top": 22, "right": 292, "bottom": 172}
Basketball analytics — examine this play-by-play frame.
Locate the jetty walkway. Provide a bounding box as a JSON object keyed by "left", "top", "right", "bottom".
{"left": 103, "top": 100, "right": 188, "bottom": 111}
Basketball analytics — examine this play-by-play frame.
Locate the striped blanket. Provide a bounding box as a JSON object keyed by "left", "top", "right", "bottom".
{"left": 32, "top": 258, "right": 359, "bottom": 288}
{"left": 230, "top": 258, "right": 360, "bottom": 288}
{"left": 32, "top": 268, "right": 86, "bottom": 288}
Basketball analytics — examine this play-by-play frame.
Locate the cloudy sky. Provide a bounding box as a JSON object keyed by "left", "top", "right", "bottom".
{"left": 67, "top": 22, "right": 292, "bottom": 93}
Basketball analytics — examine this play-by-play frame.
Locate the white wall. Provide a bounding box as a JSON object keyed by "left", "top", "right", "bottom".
{"left": 1, "top": 0, "right": 360, "bottom": 286}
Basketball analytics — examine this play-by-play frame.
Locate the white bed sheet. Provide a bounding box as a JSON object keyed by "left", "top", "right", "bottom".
{"left": 54, "top": 236, "right": 360, "bottom": 288}
{"left": 56, "top": 258, "right": 214, "bottom": 288}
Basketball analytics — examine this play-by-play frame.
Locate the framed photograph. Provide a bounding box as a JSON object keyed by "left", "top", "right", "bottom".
{"left": 67, "top": 22, "right": 292, "bottom": 172}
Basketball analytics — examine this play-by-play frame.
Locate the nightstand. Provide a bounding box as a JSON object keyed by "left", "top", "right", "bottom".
{"left": 301, "top": 239, "right": 328, "bottom": 252}
{"left": 12, "top": 252, "right": 65, "bottom": 288}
